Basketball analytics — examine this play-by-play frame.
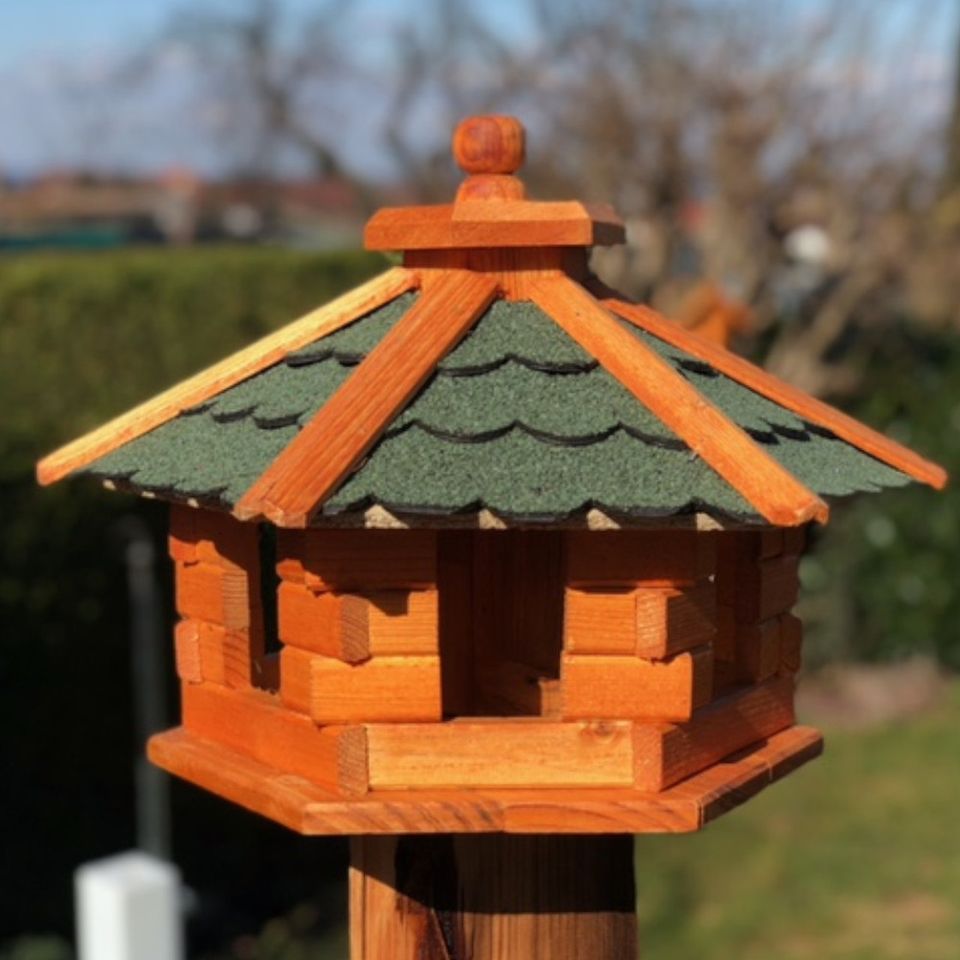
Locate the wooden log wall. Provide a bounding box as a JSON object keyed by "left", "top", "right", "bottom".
{"left": 276, "top": 529, "right": 442, "bottom": 724}
{"left": 169, "top": 505, "right": 265, "bottom": 689}
{"left": 169, "top": 515, "right": 807, "bottom": 798}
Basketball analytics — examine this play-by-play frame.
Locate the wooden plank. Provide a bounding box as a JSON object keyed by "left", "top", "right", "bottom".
{"left": 181, "top": 681, "right": 368, "bottom": 795}
{"left": 278, "top": 582, "right": 365, "bottom": 661}
{"left": 633, "top": 676, "right": 795, "bottom": 791}
{"left": 531, "top": 276, "right": 830, "bottom": 527}
{"left": 177, "top": 619, "right": 253, "bottom": 689}
{"left": 364, "top": 201, "right": 625, "bottom": 250}
{"left": 279, "top": 584, "right": 438, "bottom": 662}
{"left": 712, "top": 605, "right": 737, "bottom": 662}
{"left": 759, "top": 528, "right": 785, "bottom": 558}
{"left": 599, "top": 290, "right": 946, "bottom": 490}
{"left": 635, "top": 581, "right": 717, "bottom": 659}
{"left": 779, "top": 613, "right": 803, "bottom": 675}
{"left": 564, "top": 587, "right": 638, "bottom": 655}
{"left": 716, "top": 530, "right": 758, "bottom": 606}
{"left": 673, "top": 725, "right": 824, "bottom": 825}
{"left": 735, "top": 618, "right": 783, "bottom": 682}
{"left": 37, "top": 267, "right": 418, "bottom": 486}
{"left": 235, "top": 271, "right": 498, "bottom": 527}
{"left": 366, "top": 719, "right": 635, "bottom": 789}
{"left": 174, "top": 561, "right": 256, "bottom": 632}
{"left": 735, "top": 554, "right": 801, "bottom": 623}
{"left": 564, "top": 581, "right": 716, "bottom": 658}
{"left": 173, "top": 620, "right": 203, "bottom": 683}
{"left": 560, "top": 646, "right": 713, "bottom": 722}
{"left": 565, "top": 529, "right": 714, "bottom": 586}
{"left": 168, "top": 504, "right": 259, "bottom": 571}
{"left": 278, "top": 528, "right": 437, "bottom": 591}
{"left": 149, "top": 723, "right": 820, "bottom": 835}
{"left": 783, "top": 525, "right": 808, "bottom": 556}
{"left": 361, "top": 589, "right": 439, "bottom": 657}
{"left": 281, "top": 646, "right": 442, "bottom": 723}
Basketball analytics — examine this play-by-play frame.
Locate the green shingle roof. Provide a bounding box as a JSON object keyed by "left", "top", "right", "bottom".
{"left": 84, "top": 292, "right": 911, "bottom": 524}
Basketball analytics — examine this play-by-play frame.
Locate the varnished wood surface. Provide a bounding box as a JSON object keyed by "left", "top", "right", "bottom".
{"left": 599, "top": 287, "right": 947, "bottom": 490}
{"left": 349, "top": 833, "right": 637, "bottom": 960}
{"left": 37, "top": 267, "right": 418, "bottom": 486}
{"left": 235, "top": 271, "right": 497, "bottom": 527}
{"left": 531, "top": 276, "right": 830, "bottom": 527}
{"left": 148, "top": 723, "right": 823, "bottom": 835}
{"left": 366, "top": 719, "right": 635, "bottom": 789}
{"left": 364, "top": 202, "right": 625, "bottom": 250}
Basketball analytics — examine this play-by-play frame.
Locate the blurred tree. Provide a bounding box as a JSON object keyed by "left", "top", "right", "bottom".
{"left": 159, "top": 0, "right": 379, "bottom": 214}
{"left": 378, "top": 0, "right": 958, "bottom": 398}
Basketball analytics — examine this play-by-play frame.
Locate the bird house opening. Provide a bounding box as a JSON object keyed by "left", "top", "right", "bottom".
{"left": 437, "top": 531, "right": 564, "bottom": 719}
{"left": 253, "top": 523, "right": 282, "bottom": 692}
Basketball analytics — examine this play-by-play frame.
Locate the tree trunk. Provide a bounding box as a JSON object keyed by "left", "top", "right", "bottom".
{"left": 349, "top": 834, "right": 637, "bottom": 959}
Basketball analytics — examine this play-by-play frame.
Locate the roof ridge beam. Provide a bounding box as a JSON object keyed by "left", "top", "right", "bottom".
{"left": 37, "top": 266, "right": 420, "bottom": 487}
{"left": 529, "top": 276, "right": 830, "bottom": 527}
{"left": 235, "top": 270, "right": 499, "bottom": 527}
{"left": 593, "top": 283, "right": 946, "bottom": 491}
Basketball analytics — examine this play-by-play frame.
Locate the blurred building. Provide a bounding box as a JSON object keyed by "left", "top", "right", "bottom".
{"left": 0, "top": 169, "right": 376, "bottom": 250}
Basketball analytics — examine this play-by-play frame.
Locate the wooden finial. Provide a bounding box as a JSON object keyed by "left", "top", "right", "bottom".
{"left": 453, "top": 116, "right": 527, "bottom": 201}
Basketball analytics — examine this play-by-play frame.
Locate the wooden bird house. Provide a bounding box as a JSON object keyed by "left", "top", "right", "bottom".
{"left": 39, "top": 116, "right": 946, "bottom": 958}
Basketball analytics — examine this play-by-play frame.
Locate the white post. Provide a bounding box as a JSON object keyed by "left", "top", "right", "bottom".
{"left": 75, "top": 851, "right": 184, "bottom": 960}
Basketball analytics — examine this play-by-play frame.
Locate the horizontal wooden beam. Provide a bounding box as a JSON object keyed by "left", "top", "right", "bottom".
{"left": 364, "top": 201, "right": 624, "bottom": 250}
{"left": 560, "top": 646, "right": 714, "bottom": 722}
{"left": 281, "top": 647, "right": 442, "bottom": 723}
{"left": 181, "top": 681, "right": 368, "bottom": 795}
{"left": 564, "top": 582, "right": 717, "bottom": 659}
{"left": 148, "top": 723, "right": 823, "bottom": 835}
{"left": 366, "top": 720, "right": 635, "bottom": 789}
{"left": 279, "top": 583, "right": 438, "bottom": 662}
{"left": 633, "top": 676, "right": 796, "bottom": 792}
{"left": 531, "top": 277, "right": 830, "bottom": 527}
{"left": 37, "top": 267, "right": 418, "bottom": 486}
{"left": 599, "top": 288, "right": 947, "bottom": 491}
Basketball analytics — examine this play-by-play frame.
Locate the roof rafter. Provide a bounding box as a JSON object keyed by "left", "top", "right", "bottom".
{"left": 529, "top": 276, "right": 830, "bottom": 528}
{"left": 37, "top": 266, "right": 420, "bottom": 487}
{"left": 234, "top": 270, "right": 499, "bottom": 527}
{"left": 593, "top": 284, "right": 947, "bottom": 491}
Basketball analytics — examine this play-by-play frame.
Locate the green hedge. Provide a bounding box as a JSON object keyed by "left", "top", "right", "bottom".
{"left": 3, "top": 246, "right": 387, "bottom": 480}
{"left": 0, "top": 247, "right": 385, "bottom": 941}
{"left": 799, "top": 327, "right": 960, "bottom": 670}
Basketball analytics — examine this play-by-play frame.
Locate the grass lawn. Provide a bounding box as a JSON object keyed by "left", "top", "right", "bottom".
{"left": 221, "top": 678, "right": 960, "bottom": 960}
{"left": 636, "top": 677, "right": 960, "bottom": 959}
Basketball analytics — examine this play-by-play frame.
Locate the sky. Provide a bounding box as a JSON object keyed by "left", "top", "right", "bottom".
{"left": 0, "top": 0, "right": 957, "bottom": 180}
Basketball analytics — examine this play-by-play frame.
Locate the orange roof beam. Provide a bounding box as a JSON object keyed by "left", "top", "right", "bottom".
{"left": 593, "top": 283, "right": 947, "bottom": 491}
{"left": 234, "top": 270, "right": 499, "bottom": 527}
{"left": 529, "top": 276, "right": 830, "bottom": 527}
{"left": 37, "top": 266, "right": 420, "bottom": 487}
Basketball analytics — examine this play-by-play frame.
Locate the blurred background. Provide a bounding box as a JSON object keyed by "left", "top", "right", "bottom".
{"left": 2, "top": 0, "right": 959, "bottom": 957}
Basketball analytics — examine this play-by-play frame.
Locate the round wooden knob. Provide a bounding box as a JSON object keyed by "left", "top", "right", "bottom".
{"left": 453, "top": 116, "right": 525, "bottom": 175}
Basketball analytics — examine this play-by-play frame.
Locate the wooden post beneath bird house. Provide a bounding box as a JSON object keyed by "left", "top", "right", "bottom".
{"left": 349, "top": 835, "right": 636, "bottom": 959}
{"left": 39, "top": 114, "right": 946, "bottom": 960}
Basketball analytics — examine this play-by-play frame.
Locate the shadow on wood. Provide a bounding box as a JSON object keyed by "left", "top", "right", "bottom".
{"left": 349, "top": 833, "right": 637, "bottom": 959}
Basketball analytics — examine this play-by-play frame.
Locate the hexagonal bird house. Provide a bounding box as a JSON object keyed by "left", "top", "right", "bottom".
{"left": 39, "top": 116, "right": 945, "bottom": 958}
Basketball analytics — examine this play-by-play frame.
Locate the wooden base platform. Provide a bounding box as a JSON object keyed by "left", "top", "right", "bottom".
{"left": 148, "top": 724, "right": 821, "bottom": 835}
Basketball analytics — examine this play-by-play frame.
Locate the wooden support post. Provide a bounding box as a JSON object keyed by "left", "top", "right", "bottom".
{"left": 349, "top": 833, "right": 637, "bottom": 960}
